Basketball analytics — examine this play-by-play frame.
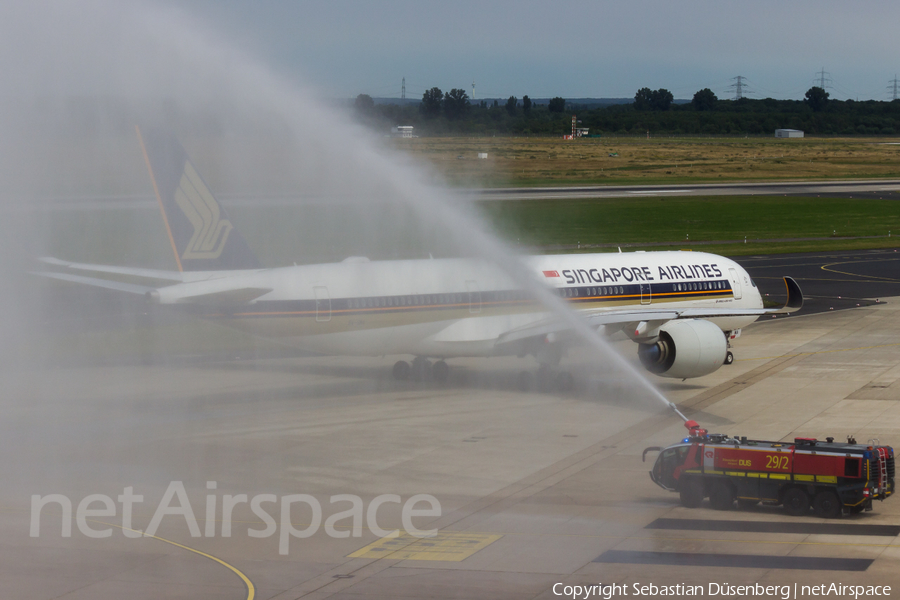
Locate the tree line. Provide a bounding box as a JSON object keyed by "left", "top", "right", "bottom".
{"left": 352, "top": 86, "right": 900, "bottom": 136}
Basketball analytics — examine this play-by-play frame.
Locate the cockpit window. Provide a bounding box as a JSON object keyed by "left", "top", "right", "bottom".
{"left": 750, "top": 278, "right": 757, "bottom": 288}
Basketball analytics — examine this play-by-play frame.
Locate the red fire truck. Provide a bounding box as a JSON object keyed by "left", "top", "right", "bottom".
{"left": 644, "top": 421, "right": 894, "bottom": 517}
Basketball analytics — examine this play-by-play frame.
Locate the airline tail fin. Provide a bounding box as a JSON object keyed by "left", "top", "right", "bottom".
{"left": 136, "top": 126, "right": 261, "bottom": 272}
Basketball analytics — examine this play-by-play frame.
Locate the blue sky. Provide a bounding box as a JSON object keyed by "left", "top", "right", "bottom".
{"left": 165, "top": 0, "right": 900, "bottom": 101}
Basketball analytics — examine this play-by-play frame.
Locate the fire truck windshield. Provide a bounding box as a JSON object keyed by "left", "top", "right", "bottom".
{"left": 654, "top": 446, "right": 689, "bottom": 490}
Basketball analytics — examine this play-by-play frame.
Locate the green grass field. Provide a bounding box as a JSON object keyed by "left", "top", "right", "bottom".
{"left": 478, "top": 195, "right": 900, "bottom": 255}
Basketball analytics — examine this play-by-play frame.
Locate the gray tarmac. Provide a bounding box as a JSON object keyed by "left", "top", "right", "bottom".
{"left": 738, "top": 248, "right": 900, "bottom": 314}
{"left": 471, "top": 180, "right": 900, "bottom": 201}
{"left": 3, "top": 289, "right": 900, "bottom": 598}
{"left": 13, "top": 179, "right": 900, "bottom": 212}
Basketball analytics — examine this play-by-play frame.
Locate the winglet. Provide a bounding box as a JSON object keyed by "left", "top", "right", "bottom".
{"left": 769, "top": 276, "right": 803, "bottom": 314}
{"left": 783, "top": 276, "right": 803, "bottom": 310}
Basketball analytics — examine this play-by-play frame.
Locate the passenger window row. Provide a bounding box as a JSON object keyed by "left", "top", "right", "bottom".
{"left": 341, "top": 280, "right": 730, "bottom": 310}
{"left": 557, "top": 279, "right": 730, "bottom": 299}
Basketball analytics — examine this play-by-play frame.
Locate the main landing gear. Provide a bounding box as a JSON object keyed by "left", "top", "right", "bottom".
{"left": 392, "top": 357, "right": 450, "bottom": 383}
{"left": 392, "top": 360, "right": 411, "bottom": 380}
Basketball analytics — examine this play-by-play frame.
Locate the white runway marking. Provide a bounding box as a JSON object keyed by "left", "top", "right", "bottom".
{"left": 628, "top": 190, "right": 694, "bottom": 194}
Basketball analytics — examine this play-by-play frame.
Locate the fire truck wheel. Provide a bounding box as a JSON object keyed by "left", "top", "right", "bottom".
{"left": 709, "top": 481, "right": 735, "bottom": 510}
{"left": 679, "top": 478, "right": 704, "bottom": 508}
{"left": 782, "top": 487, "right": 810, "bottom": 516}
{"left": 813, "top": 490, "right": 842, "bottom": 518}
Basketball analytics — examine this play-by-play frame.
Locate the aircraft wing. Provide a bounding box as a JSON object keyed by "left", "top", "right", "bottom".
{"left": 494, "top": 276, "right": 802, "bottom": 349}
{"left": 35, "top": 271, "right": 157, "bottom": 295}
{"left": 160, "top": 287, "right": 274, "bottom": 305}
{"left": 494, "top": 310, "right": 666, "bottom": 344}
{"left": 38, "top": 257, "right": 186, "bottom": 284}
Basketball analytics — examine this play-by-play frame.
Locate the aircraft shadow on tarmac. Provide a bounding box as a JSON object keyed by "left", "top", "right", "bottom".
{"left": 191, "top": 357, "right": 674, "bottom": 406}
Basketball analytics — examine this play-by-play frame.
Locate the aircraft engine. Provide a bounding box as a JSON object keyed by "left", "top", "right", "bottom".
{"left": 637, "top": 319, "right": 727, "bottom": 379}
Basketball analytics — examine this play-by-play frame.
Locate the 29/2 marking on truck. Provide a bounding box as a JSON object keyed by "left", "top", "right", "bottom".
{"left": 766, "top": 455, "right": 789, "bottom": 470}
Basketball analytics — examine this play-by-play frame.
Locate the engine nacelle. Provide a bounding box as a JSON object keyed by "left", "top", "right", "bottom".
{"left": 637, "top": 319, "right": 727, "bottom": 379}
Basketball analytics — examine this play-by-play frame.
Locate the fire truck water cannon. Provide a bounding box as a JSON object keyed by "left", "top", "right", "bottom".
{"left": 667, "top": 401, "right": 689, "bottom": 422}
{"left": 683, "top": 420, "right": 708, "bottom": 440}
{"left": 644, "top": 428, "right": 895, "bottom": 518}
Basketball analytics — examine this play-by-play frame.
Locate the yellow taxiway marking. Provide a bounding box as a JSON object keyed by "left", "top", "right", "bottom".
{"left": 95, "top": 520, "right": 255, "bottom": 600}
{"left": 821, "top": 259, "right": 900, "bottom": 282}
{"left": 5, "top": 506, "right": 256, "bottom": 598}
{"left": 348, "top": 531, "right": 503, "bottom": 561}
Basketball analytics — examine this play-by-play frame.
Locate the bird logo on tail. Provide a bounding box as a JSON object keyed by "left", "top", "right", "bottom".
{"left": 174, "top": 160, "right": 234, "bottom": 260}
{"left": 136, "top": 126, "right": 260, "bottom": 272}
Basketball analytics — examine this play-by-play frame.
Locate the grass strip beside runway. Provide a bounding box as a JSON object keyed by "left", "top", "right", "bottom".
{"left": 479, "top": 195, "right": 900, "bottom": 256}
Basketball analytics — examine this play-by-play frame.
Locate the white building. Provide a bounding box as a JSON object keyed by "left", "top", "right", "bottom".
{"left": 775, "top": 129, "right": 804, "bottom": 138}
{"left": 391, "top": 126, "right": 415, "bottom": 138}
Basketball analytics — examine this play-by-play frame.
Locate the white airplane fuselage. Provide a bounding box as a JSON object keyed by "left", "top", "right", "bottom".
{"left": 154, "top": 250, "right": 762, "bottom": 358}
